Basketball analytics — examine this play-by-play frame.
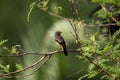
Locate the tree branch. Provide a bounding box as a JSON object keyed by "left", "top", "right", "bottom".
{"left": 0, "top": 49, "right": 79, "bottom": 57}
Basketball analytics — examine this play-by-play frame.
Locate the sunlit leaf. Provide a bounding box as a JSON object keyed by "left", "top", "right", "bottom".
{"left": 16, "top": 63, "right": 23, "bottom": 70}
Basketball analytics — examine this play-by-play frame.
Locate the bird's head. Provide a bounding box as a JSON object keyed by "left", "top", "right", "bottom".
{"left": 55, "top": 31, "right": 62, "bottom": 35}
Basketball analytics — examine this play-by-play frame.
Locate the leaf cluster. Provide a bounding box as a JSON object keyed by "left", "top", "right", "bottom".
{"left": 77, "top": 28, "right": 120, "bottom": 80}
{"left": 0, "top": 40, "right": 23, "bottom": 74}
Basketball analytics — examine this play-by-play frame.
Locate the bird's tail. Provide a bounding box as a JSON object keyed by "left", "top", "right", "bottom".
{"left": 63, "top": 45, "right": 68, "bottom": 56}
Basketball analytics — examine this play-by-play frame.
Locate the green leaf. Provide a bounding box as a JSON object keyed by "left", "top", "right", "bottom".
{"left": 36, "top": 0, "right": 49, "bottom": 10}
{"left": 0, "top": 64, "right": 10, "bottom": 73}
{"left": 0, "top": 64, "right": 6, "bottom": 70}
{"left": 76, "top": 55, "right": 83, "bottom": 59}
{"left": 53, "top": 6, "right": 62, "bottom": 14}
{"left": 88, "top": 64, "right": 95, "bottom": 71}
{"left": 87, "top": 71, "right": 98, "bottom": 78}
{"left": 95, "top": 9, "right": 107, "bottom": 19}
{"left": 3, "top": 47, "right": 10, "bottom": 53}
{"left": 82, "top": 46, "right": 91, "bottom": 52}
{"left": 79, "top": 71, "right": 98, "bottom": 80}
{"left": 103, "top": 45, "right": 112, "bottom": 53}
{"left": 0, "top": 40, "right": 8, "bottom": 46}
{"left": 91, "top": 0, "right": 115, "bottom": 4}
{"left": 117, "top": 21, "right": 120, "bottom": 25}
{"left": 4, "top": 65, "right": 10, "bottom": 73}
{"left": 11, "top": 45, "right": 21, "bottom": 54}
{"left": 16, "top": 63, "right": 23, "bottom": 70}
{"left": 113, "top": 43, "right": 120, "bottom": 51}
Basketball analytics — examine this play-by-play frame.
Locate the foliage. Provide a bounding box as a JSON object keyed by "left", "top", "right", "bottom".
{"left": 76, "top": 0, "right": 120, "bottom": 79}
{"left": 78, "top": 29, "right": 120, "bottom": 79}
{"left": 0, "top": 40, "right": 8, "bottom": 46}
{"left": 0, "top": 64, "right": 10, "bottom": 73}
{"left": 0, "top": 40, "right": 22, "bottom": 73}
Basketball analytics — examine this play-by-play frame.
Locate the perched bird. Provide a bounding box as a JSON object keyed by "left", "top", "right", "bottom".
{"left": 55, "top": 31, "right": 68, "bottom": 56}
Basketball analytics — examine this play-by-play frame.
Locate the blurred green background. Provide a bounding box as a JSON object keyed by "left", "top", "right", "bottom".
{"left": 0, "top": 0, "right": 99, "bottom": 80}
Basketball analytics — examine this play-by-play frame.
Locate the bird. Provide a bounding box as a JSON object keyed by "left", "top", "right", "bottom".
{"left": 55, "top": 31, "right": 68, "bottom": 56}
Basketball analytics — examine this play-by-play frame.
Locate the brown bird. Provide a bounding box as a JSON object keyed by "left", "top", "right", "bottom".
{"left": 55, "top": 31, "right": 68, "bottom": 56}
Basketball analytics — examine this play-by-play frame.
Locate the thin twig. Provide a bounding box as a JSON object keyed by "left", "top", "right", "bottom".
{"left": 84, "top": 23, "right": 118, "bottom": 27}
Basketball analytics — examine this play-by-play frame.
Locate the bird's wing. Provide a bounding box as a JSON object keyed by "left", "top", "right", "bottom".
{"left": 55, "top": 36, "right": 65, "bottom": 44}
